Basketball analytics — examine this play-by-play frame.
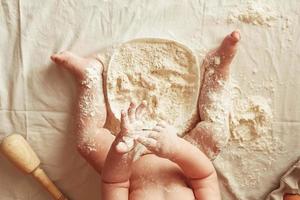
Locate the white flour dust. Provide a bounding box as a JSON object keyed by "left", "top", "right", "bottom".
{"left": 189, "top": 54, "right": 232, "bottom": 160}
{"left": 228, "top": 84, "right": 281, "bottom": 154}
{"left": 79, "top": 66, "right": 100, "bottom": 117}
{"left": 77, "top": 63, "right": 102, "bottom": 153}
{"left": 201, "top": 69, "right": 230, "bottom": 126}
{"left": 227, "top": 1, "right": 279, "bottom": 27}
{"left": 215, "top": 83, "right": 283, "bottom": 188}
{"left": 227, "top": 1, "right": 292, "bottom": 30}
{"left": 230, "top": 95, "right": 274, "bottom": 152}
{"left": 107, "top": 39, "right": 200, "bottom": 136}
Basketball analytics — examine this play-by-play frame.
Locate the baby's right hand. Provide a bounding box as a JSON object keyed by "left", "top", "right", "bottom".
{"left": 136, "top": 122, "right": 180, "bottom": 159}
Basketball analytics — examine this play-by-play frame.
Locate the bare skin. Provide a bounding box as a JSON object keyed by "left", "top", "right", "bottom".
{"left": 284, "top": 194, "right": 300, "bottom": 200}
{"left": 51, "top": 30, "right": 240, "bottom": 199}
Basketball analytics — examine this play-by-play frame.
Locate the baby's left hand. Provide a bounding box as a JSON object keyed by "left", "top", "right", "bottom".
{"left": 115, "top": 101, "right": 147, "bottom": 154}
{"left": 136, "top": 122, "right": 180, "bottom": 159}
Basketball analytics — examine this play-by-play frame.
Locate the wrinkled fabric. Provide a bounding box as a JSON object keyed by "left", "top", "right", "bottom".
{"left": 0, "top": 0, "right": 299, "bottom": 199}
{"left": 266, "top": 158, "right": 300, "bottom": 200}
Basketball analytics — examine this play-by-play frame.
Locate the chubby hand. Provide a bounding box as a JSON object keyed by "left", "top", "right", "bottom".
{"left": 115, "top": 101, "right": 147, "bottom": 154}
{"left": 136, "top": 122, "right": 180, "bottom": 159}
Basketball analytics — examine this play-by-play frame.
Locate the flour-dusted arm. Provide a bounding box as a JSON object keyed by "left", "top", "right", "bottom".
{"left": 51, "top": 52, "right": 115, "bottom": 173}
{"left": 184, "top": 30, "right": 241, "bottom": 159}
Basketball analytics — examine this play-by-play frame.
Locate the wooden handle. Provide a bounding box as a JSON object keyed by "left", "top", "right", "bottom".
{"left": 1, "top": 134, "right": 69, "bottom": 200}
{"left": 0, "top": 134, "right": 40, "bottom": 173}
{"left": 32, "top": 167, "right": 68, "bottom": 200}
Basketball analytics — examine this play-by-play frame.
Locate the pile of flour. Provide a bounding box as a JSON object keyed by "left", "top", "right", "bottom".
{"left": 230, "top": 92, "right": 276, "bottom": 153}
{"left": 107, "top": 39, "right": 200, "bottom": 136}
{"left": 214, "top": 83, "right": 283, "bottom": 189}
{"left": 227, "top": 1, "right": 279, "bottom": 27}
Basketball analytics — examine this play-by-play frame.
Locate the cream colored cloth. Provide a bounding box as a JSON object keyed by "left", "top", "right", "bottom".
{"left": 0, "top": 0, "right": 300, "bottom": 200}
{"left": 266, "top": 158, "right": 300, "bottom": 200}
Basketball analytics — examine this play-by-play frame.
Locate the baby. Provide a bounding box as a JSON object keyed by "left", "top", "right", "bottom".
{"left": 51, "top": 30, "right": 240, "bottom": 200}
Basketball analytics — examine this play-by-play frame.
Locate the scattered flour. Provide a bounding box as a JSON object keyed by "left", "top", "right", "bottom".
{"left": 77, "top": 63, "right": 102, "bottom": 153}
{"left": 227, "top": 1, "right": 279, "bottom": 27}
{"left": 214, "top": 83, "right": 283, "bottom": 189}
{"left": 201, "top": 69, "right": 231, "bottom": 126}
{"left": 79, "top": 64, "right": 101, "bottom": 117}
{"left": 229, "top": 94, "right": 279, "bottom": 153}
{"left": 214, "top": 56, "right": 221, "bottom": 65}
{"left": 107, "top": 39, "right": 200, "bottom": 136}
{"left": 189, "top": 54, "right": 232, "bottom": 160}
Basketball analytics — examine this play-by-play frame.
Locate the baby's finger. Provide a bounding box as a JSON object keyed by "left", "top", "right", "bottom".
{"left": 133, "top": 131, "right": 148, "bottom": 138}
{"left": 136, "top": 136, "right": 157, "bottom": 151}
{"left": 135, "top": 101, "right": 147, "bottom": 119}
{"left": 120, "top": 110, "right": 130, "bottom": 134}
{"left": 123, "top": 136, "right": 135, "bottom": 149}
{"left": 127, "top": 102, "right": 136, "bottom": 122}
{"left": 152, "top": 126, "right": 164, "bottom": 132}
{"left": 116, "top": 137, "right": 135, "bottom": 153}
{"left": 148, "top": 131, "right": 159, "bottom": 139}
{"left": 134, "top": 130, "right": 157, "bottom": 139}
{"left": 115, "top": 141, "right": 129, "bottom": 153}
{"left": 157, "top": 120, "right": 168, "bottom": 128}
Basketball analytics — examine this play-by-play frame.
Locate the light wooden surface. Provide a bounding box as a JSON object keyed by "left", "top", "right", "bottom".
{"left": 0, "top": 134, "right": 69, "bottom": 200}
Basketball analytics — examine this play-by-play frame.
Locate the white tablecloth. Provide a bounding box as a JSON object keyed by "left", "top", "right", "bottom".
{"left": 0, "top": 0, "right": 299, "bottom": 199}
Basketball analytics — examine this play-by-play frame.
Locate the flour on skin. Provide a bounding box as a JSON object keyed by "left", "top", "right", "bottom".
{"left": 77, "top": 64, "right": 102, "bottom": 153}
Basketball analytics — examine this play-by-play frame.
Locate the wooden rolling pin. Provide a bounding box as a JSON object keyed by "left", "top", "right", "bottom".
{"left": 0, "top": 134, "right": 69, "bottom": 200}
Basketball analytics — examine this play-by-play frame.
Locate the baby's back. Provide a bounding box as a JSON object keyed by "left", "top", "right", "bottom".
{"left": 129, "top": 154, "right": 195, "bottom": 200}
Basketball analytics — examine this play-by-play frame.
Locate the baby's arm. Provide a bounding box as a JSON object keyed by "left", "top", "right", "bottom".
{"left": 102, "top": 102, "right": 146, "bottom": 200}
{"left": 101, "top": 112, "right": 133, "bottom": 200}
{"left": 170, "top": 137, "right": 221, "bottom": 200}
{"left": 137, "top": 123, "right": 221, "bottom": 200}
